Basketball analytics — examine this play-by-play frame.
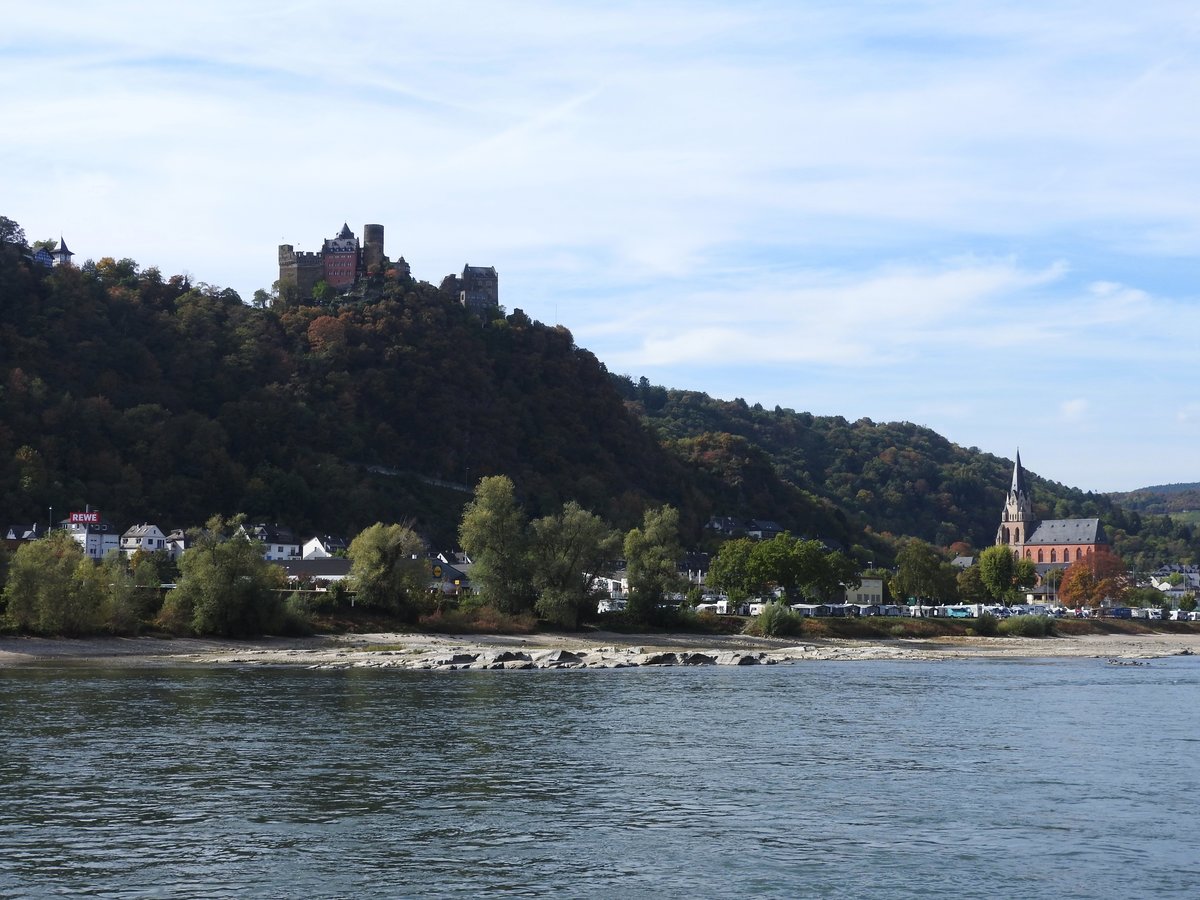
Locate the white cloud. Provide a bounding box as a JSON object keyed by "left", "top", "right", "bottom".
{"left": 5, "top": 0, "right": 1200, "bottom": 490}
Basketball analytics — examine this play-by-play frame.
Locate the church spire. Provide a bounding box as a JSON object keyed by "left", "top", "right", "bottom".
{"left": 997, "top": 448, "right": 1036, "bottom": 547}
{"left": 1010, "top": 448, "right": 1027, "bottom": 496}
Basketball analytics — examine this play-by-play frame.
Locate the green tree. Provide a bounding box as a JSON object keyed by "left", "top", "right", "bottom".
{"left": 956, "top": 564, "right": 989, "bottom": 604}
{"left": 977, "top": 545, "right": 1030, "bottom": 605}
{"left": 0, "top": 215, "right": 26, "bottom": 247}
{"left": 750, "top": 533, "right": 803, "bottom": 598}
{"left": 2, "top": 531, "right": 98, "bottom": 634}
{"left": 458, "top": 475, "right": 534, "bottom": 613}
{"left": 161, "top": 515, "right": 287, "bottom": 636}
{"left": 529, "top": 501, "right": 620, "bottom": 628}
{"left": 347, "top": 522, "right": 428, "bottom": 620}
{"left": 624, "top": 505, "right": 684, "bottom": 624}
{"left": 895, "top": 539, "right": 954, "bottom": 607}
{"left": 811, "top": 549, "right": 860, "bottom": 602}
{"left": 706, "top": 537, "right": 761, "bottom": 602}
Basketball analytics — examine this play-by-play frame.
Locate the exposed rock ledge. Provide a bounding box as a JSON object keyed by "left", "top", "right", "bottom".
{"left": 4, "top": 631, "right": 1200, "bottom": 668}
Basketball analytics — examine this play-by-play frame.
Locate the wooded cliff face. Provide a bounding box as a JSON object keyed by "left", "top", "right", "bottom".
{"left": 0, "top": 225, "right": 1191, "bottom": 563}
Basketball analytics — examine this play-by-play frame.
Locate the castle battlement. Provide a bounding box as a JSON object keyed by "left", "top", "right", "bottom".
{"left": 277, "top": 221, "right": 497, "bottom": 312}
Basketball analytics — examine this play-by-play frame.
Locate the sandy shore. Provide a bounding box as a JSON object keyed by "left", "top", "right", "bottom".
{"left": 2, "top": 629, "right": 1198, "bottom": 669}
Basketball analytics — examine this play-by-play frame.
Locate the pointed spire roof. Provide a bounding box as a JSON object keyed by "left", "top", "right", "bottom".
{"left": 56, "top": 235, "right": 71, "bottom": 255}
{"left": 337, "top": 223, "right": 354, "bottom": 239}
{"left": 1010, "top": 449, "right": 1028, "bottom": 495}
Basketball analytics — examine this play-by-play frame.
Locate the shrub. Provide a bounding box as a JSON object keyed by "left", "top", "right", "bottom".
{"left": 974, "top": 611, "right": 999, "bottom": 636}
{"left": 418, "top": 605, "right": 538, "bottom": 635}
{"left": 998, "top": 614, "right": 1053, "bottom": 638}
{"left": 745, "top": 601, "right": 804, "bottom": 638}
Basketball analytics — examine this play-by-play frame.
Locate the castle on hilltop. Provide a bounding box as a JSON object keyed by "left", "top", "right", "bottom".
{"left": 278, "top": 222, "right": 498, "bottom": 313}
{"left": 278, "top": 223, "right": 394, "bottom": 299}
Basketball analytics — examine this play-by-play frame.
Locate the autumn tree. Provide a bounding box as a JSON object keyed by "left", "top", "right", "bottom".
{"left": 1059, "top": 550, "right": 1129, "bottom": 609}
{"left": 624, "top": 505, "right": 684, "bottom": 624}
{"left": 459, "top": 475, "right": 533, "bottom": 613}
{"left": 347, "top": 522, "right": 429, "bottom": 620}
{"left": 529, "top": 501, "right": 620, "bottom": 628}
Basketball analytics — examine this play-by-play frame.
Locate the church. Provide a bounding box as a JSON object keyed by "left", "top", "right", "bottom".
{"left": 996, "top": 450, "right": 1107, "bottom": 572}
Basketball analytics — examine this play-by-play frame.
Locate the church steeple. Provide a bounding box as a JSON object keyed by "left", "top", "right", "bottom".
{"left": 997, "top": 448, "right": 1036, "bottom": 548}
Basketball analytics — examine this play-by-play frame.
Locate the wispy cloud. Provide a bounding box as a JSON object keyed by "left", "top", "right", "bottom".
{"left": 4, "top": 0, "right": 1200, "bottom": 490}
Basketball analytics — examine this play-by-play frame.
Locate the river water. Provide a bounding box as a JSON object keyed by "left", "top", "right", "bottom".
{"left": 1, "top": 656, "right": 1198, "bottom": 898}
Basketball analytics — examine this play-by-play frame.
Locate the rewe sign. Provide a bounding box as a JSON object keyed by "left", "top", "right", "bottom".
{"left": 69, "top": 511, "right": 101, "bottom": 524}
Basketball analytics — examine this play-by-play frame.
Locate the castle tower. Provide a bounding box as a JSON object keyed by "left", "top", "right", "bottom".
{"left": 278, "top": 244, "right": 324, "bottom": 301}
{"left": 363, "top": 224, "right": 385, "bottom": 274}
{"left": 51, "top": 236, "right": 74, "bottom": 267}
{"left": 322, "top": 223, "right": 359, "bottom": 289}
{"left": 996, "top": 449, "right": 1037, "bottom": 549}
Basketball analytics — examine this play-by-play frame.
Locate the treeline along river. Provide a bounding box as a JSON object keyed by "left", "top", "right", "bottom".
{"left": 2, "top": 657, "right": 1198, "bottom": 898}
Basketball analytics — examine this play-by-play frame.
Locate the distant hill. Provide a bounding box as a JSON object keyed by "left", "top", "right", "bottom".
{"left": 1109, "top": 484, "right": 1200, "bottom": 526}
{"left": 1, "top": 215, "right": 1194, "bottom": 565}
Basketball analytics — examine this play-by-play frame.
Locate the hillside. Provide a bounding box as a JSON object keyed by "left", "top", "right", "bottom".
{"left": 1, "top": 215, "right": 1193, "bottom": 565}
{"left": 611, "top": 378, "right": 1196, "bottom": 566}
{"left": 1110, "top": 484, "right": 1200, "bottom": 528}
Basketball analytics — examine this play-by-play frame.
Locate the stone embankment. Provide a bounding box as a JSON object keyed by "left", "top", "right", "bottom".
{"left": 288, "top": 643, "right": 916, "bottom": 670}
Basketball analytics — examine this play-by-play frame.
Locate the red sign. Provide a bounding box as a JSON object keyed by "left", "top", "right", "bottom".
{"left": 69, "top": 511, "right": 100, "bottom": 524}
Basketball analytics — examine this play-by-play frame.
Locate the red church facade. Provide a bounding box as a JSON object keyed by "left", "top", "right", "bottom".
{"left": 996, "top": 451, "right": 1107, "bottom": 574}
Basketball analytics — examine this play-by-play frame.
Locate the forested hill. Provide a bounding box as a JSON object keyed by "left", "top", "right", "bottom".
{"left": 0, "top": 215, "right": 1192, "bottom": 564}
{"left": 612, "top": 378, "right": 1196, "bottom": 565}
{"left": 0, "top": 220, "right": 853, "bottom": 547}
{"left": 1109, "top": 484, "right": 1200, "bottom": 520}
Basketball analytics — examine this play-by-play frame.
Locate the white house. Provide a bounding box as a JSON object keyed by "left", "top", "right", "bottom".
{"left": 302, "top": 535, "right": 349, "bottom": 559}
{"left": 121, "top": 524, "right": 167, "bottom": 557}
{"left": 164, "top": 528, "right": 189, "bottom": 560}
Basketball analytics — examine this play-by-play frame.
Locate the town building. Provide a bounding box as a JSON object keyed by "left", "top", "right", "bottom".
{"left": 63, "top": 516, "right": 120, "bottom": 559}
{"left": 995, "top": 450, "right": 1107, "bottom": 573}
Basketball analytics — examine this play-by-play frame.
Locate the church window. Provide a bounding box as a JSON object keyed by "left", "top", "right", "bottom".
{"left": 1050, "top": 549, "right": 1057, "bottom": 563}
{"left": 1076, "top": 548, "right": 1082, "bottom": 560}
{"left": 1038, "top": 550, "right": 1044, "bottom": 562}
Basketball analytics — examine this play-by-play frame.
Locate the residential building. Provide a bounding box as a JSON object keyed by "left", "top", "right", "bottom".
{"left": 121, "top": 523, "right": 167, "bottom": 557}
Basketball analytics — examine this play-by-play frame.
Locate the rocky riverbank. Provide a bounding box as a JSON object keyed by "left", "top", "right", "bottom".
{"left": 2, "top": 629, "right": 1198, "bottom": 669}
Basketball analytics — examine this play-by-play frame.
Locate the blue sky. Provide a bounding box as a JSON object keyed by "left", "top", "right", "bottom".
{"left": 5, "top": 1, "right": 1199, "bottom": 492}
